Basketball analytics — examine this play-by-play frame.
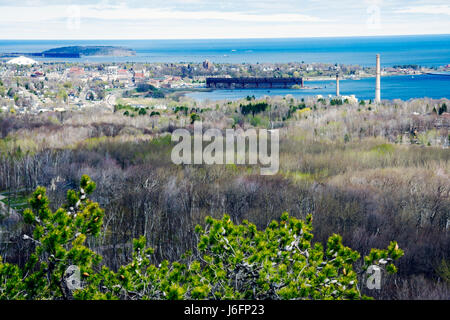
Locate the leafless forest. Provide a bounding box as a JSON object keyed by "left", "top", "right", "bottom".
{"left": 0, "top": 96, "right": 449, "bottom": 299}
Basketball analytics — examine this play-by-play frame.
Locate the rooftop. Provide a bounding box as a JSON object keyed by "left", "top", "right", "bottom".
{"left": 6, "top": 56, "right": 39, "bottom": 66}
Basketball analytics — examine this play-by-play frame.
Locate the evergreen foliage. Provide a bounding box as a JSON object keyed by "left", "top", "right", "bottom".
{"left": 190, "top": 113, "right": 201, "bottom": 124}
{"left": 240, "top": 102, "right": 269, "bottom": 117}
{"left": 0, "top": 176, "right": 403, "bottom": 300}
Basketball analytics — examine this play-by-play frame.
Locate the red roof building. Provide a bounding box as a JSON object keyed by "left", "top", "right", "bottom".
{"left": 68, "top": 67, "right": 84, "bottom": 75}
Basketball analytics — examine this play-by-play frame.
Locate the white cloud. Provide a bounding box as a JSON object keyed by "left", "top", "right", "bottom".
{"left": 1, "top": 1, "right": 450, "bottom": 39}
{"left": 0, "top": 5, "right": 324, "bottom": 23}
{"left": 396, "top": 5, "right": 450, "bottom": 16}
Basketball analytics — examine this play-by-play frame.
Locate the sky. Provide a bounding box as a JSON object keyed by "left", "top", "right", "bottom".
{"left": 0, "top": 0, "right": 449, "bottom": 39}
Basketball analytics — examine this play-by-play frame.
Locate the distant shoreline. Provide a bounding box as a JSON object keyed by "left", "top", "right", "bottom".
{"left": 1, "top": 35, "right": 449, "bottom": 66}
{"left": 0, "top": 45, "right": 136, "bottom": 59}
{"left": 182, "top": 74, "right": 450, "bottom": 101}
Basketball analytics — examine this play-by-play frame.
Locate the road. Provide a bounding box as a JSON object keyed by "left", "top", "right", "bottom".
{"left": 105, "top": 93, "right": 116, "bottom": 110}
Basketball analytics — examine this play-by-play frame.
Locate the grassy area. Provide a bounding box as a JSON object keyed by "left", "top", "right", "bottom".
{"left": 0, "top": 191, "right": 30, "bottom": 212}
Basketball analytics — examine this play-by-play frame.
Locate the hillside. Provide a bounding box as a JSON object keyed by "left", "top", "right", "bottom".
{"left": 41, "top": 46, "right": 136, "bottom": 57}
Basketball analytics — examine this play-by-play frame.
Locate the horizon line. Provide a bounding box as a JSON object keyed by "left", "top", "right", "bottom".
{"left": 1, "top": 33, "right": 450, "bottom": 41}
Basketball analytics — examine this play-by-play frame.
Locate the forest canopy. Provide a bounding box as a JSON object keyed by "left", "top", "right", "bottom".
{"left": 0, "top": 176, "right": 403, "bottom": 300}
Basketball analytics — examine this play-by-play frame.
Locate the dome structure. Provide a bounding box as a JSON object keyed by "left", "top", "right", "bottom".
{"left": 6, "top": 56, "right": 39, "bottom": 66}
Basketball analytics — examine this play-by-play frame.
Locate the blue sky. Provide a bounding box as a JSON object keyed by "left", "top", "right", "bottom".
{"left": 0, "top": 0, "right": 449, "bottom": 39}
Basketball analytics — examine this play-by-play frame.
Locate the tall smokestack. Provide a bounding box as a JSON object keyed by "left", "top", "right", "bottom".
{"left": 336, "top": 73, "right": 340, "bottom": 96}
{"left": 375, "top": 54, "right": 381, "bottom": 103}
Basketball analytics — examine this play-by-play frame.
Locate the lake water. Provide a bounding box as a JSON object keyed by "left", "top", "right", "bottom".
{"left": 1, "top": 35, "right": 450, "bottom": 66}
{"left": 1, "top": 35, "right": 449, "bottom": 100}
{"left": 186, "top": 74, "right": 450, "bottom": 101}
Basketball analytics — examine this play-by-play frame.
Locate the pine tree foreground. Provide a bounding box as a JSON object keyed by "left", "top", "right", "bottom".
{"left": 0, "top": 175, "right": 403, "bottom": 300}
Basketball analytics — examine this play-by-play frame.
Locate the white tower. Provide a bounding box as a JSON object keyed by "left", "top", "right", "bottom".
{"left": 336, "top": 73, "right": 340, "bottom": 96}
{"left": 375, "top": 54, "right": 381, "bottom": 103}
